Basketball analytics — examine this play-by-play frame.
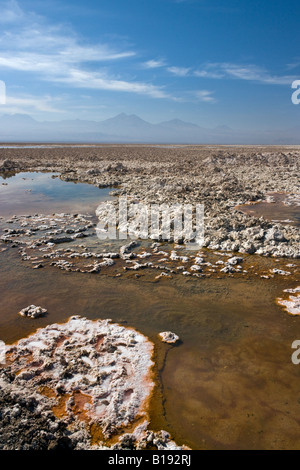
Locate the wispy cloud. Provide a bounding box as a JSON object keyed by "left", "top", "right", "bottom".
{"left": 53, "top": 68, "right": 169, "bottom": 99}
{"left": 0, "top": 1, "right": 171, "bottom": 102}
{"left": 0, "top": 0, "right": 24, "bottom": 23}
{"left": 1, "top": 0, "right": 294, "bottom": 121}
{"left": 142, "top": 59, "right": 166, "bottom": 69}
{"left": 194, "top": 69, "right": 224, "bottom": 79}
{"left": 195, "top": 62, "right": 296, "bottom": 85}
{"left": 167, "top": 66, "right": 191, "bottom": 77}
{"left": 194, "top": 90, "right": 216, "bottom": 103}
{"left": 0, "top": 27, "right": 136, "bottom": 62}
{"left": 286, "top": 59, "right": 300, "bottom": 71}
{"left": 4, "top": 94, "right": 64, "bottom": 114}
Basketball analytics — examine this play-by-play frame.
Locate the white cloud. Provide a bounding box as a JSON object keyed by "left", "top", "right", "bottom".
{"left": 0, "top": 1, "right": 171, "bottom": 101}
{"left": 3, "top": 94, "right": 64, "bottom": 114}
{"left": 195, "top": 62, "right": 296, "bottom": 85}
{"left": 195, "top": 90, "right": 216, "bottom": 103}
{"left": 51, "top": 68, "right": 169, "bottom": 99}
{"left": 0, "top": 0, "right": 24, "bottom": 23}
{"left": 167, "top": 66, "right": 190, "bottom": 76}
{"left": 143, "top": 59, "right": 166, "bottom": 69}
{"left": 0, "top": 27, "right": 136, "bottom": 66}
{"left": 221, "top": 63, "right": 293, "bottom": 84}
{"left": 286, "top": 61, "right": 300, "bottom": 71}
{"left": 194, "top": 69, "right": 224, "bottom": 79}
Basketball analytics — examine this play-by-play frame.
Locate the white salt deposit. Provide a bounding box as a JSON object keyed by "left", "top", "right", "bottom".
{"left": 277, "top": 287, "right": 300, "bottom": 315}
{"left": 6, "top": 316, "right": 155, "bottom": 438}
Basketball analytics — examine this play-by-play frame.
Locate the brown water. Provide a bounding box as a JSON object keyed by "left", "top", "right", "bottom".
{"left": 0, "top": 173, "right": 300, "bottom": 450}
{"left": 236, "top": 192, "right": 300, "bottom": 227}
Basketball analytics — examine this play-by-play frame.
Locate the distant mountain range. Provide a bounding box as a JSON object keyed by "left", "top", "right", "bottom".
{"left": 0, "top": 112, "right": 299, "bottom": 144}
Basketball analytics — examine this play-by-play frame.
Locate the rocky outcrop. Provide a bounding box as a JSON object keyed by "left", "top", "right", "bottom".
{"left": 0, "top": 159, "right": 19, "bottom": 173}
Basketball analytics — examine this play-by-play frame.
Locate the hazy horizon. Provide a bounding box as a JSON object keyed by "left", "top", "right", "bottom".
{"left": 0, "top": 111, "right": 299, "bottom": 145}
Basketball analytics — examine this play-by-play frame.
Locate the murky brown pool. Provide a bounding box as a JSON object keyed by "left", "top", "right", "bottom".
{"left": 236, "top": 192, "right": 300, "bottom": 227}
{"left": 1, "top": 173, "right": 300, "bottom": 450}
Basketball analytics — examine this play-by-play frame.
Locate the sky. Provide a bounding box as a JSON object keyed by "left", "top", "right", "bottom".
{"left": 0, "top": 0, "right": 300, "bottom": 133}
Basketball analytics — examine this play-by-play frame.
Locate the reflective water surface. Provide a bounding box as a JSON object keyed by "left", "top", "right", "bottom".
{"left": 236, "top": 192, "right": 300, "bottom": 227}
{"left": 0, "top": 171, "right": 112, "bottom": 216}
{"left": 0, "top": 172, "right": 300, "bottom": 450}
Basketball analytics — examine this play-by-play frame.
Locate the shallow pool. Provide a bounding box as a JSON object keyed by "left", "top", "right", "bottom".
{"left": 0, "top": 171, "right": 112, "bottom": 217}
{"left": 0, "top": 172, "right": 300, "bottom": 450}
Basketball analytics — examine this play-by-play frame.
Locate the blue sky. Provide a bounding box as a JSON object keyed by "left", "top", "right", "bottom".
{"left": 0, "top": 0, "right": 300, "bottom": 131}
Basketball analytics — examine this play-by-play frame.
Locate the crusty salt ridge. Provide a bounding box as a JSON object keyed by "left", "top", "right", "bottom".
{"left": 276, "top": 287, "right": 300, "bottom": 315}
{"left": 4, "top": 316, "right": 155, "bottom": 443}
